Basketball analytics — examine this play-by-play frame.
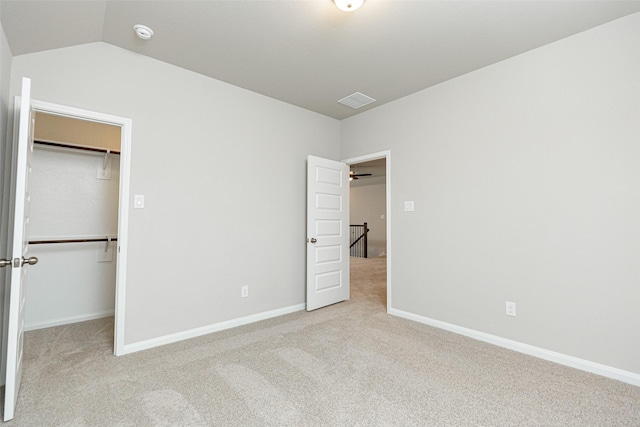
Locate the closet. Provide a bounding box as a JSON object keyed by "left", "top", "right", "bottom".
{"left": 24, "top": 112, "right": 121, "bottom": 331}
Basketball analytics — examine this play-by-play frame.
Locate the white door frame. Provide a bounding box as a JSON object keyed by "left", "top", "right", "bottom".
{"left": 31, "top": 99, "right": 131, "bottom": 356}
{"left": 342, "top": 150, "right": 391, "bottom": 312}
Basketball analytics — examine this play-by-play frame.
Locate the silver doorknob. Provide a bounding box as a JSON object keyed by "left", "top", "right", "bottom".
{"left": 0, "top": 259, "right": 11, "bottom": 268}
{"left": 21, "top": 256, "right": 38, "bottom": 266}
{"left": 309, "top": 238, "right": 317, "bottom": 244}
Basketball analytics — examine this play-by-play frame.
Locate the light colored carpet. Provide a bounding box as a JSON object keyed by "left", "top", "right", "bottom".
{"left": 6, "top": 256, "right": 640, "bottom": 426}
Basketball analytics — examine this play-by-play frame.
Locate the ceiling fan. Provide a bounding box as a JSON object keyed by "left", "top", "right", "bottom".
{"left": 349, "top": 170, "right": 372, "bottom": 180}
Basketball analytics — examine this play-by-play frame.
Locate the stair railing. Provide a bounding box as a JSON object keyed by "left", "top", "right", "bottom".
{"left": 350, "top": 223, "right": 369, "bottom": 258}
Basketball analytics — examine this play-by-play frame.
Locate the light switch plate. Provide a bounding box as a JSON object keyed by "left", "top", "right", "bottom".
{"left": 404, "top": 201, "right": 415, "bottom": 212}
{"left": 134, "top": 195, "right": 145, "bottom": 209}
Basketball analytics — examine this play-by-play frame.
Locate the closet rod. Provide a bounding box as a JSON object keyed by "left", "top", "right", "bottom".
{"left": 29, "top": 237, "right": 118, "bottom": 245}
{"left": 34, "top": 140, "right": 121, "bottom": 155}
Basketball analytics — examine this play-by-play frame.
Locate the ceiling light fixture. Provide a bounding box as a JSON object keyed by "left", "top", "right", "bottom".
{"left": 333, "top": 0, "right": 365, "bottom": 12}
{"left": 133, "top": 24, "right": 154, "bottom": 40}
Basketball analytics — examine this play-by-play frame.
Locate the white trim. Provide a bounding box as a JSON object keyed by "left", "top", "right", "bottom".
{"left": 342, "top": 150, "right": 391, "bottom": 312}
{"left": 121, "top": 304, "right": 306, "bottom": 355}
{"left": 24, "top": 310, "right": 114, "bottom": 332}
{"left": 30, "top": 100, "right": 132, "bottom": 357}
{"left": 115, "top": 116, "right": 132, "bottom": 357}
{"left": 390, "top": 308, "right": 640, "bottom": 387}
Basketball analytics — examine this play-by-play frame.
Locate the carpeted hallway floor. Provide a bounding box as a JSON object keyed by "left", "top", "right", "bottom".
{"left": 6, "top": 256, "right": 640, "bottom": 426}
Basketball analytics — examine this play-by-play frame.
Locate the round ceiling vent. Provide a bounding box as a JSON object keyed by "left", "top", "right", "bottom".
{"left": 133, "top": 24, "right": 154, "bottom": 40}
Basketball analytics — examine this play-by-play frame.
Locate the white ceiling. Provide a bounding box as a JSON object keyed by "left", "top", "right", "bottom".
{"left": 2, "top": 0, "right": 640, "bottom": 120}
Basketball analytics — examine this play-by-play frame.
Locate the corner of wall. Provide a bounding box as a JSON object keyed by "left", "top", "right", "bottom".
{"left": 0, "top": 7, "right": 15, "bottom": 385}
{"left": 0, "top": 5, "right": 15, "bottom": 250}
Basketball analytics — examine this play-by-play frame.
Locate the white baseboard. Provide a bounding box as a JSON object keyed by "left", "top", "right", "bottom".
{"left": 25, "top": 310, "right": 115, "bottom": 332}
{"left": 389, "top": 308, "right": 640, "bottom": 387}
{"left": 121, "top": 303, "right": 306, "bottom": 355}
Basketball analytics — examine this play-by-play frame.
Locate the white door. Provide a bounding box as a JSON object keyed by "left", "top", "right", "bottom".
{"left": 306, "top": 156, "right": 349, "bottom": 311}
{"left": 4, "top": 77, "right": 37, "bottom": 422}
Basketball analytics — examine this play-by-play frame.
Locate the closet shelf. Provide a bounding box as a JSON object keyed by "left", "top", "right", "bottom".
{"left": 34, "top": 140, "right": 121, "bottom": 155}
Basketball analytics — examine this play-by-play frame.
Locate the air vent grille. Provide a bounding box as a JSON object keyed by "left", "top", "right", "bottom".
{"left": 337, "top": 92, "right": 376, "bottom": 109}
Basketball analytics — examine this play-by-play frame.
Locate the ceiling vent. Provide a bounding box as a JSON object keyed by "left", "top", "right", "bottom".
{"left": 337, "top": 92, "right": 376, "bottom": 109}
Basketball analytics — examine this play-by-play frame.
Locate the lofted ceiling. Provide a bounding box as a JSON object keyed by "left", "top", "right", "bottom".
{"left": 2, "top": 0, "right": 640, "bottom": 120}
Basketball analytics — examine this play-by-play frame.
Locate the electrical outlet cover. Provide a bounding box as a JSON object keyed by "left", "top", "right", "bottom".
{"left": 506, "top": 301, "right": 516, "bottom": 317}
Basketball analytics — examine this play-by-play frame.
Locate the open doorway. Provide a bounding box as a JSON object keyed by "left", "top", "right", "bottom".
{"left": 1, "top": 88, "right": 131, "bottom": 420}
{"left": 25, "top": 112, "right": 120, "bottom": 337}
{"left": 344, "top": 151, "right": 391, "bottom": 313}
{"left": 28, "top": 100, "right": 131, "bottom": 356}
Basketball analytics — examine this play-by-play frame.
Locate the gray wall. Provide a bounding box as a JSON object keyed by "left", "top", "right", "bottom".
{"left": 341, "top": 13, "right": 640, "bottom": 374}
{"left": 0, "top": 6, "right": 14, "bottom": 363}
{"left": 0, "top": 7, "right": 10, "bottom": 147}
{"left": 350, "top": 183, "right": 386, "bottom": 257}
{"left": 10, "top": 42, "right": 340, "bottom": 345}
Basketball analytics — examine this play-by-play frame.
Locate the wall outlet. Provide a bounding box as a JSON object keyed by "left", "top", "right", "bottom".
{"left": 506, "top": 301, "right": 516, "bottom": 317}
{"left": 241, "top": 285, "right": 249, "bottom": 298}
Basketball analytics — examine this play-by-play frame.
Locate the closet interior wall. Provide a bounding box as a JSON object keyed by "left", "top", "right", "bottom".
{"left": 25, "top": 112, "right": 121, "bottom": 330}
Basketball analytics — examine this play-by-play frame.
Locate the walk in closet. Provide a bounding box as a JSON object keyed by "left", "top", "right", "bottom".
{"left": 25, "top": 112, "right": 121, "bottom": 330}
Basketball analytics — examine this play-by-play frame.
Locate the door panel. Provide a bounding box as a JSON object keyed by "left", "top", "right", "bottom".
{"left": 4, "top": 77, "right": 35, "bottom": 422}
{"left": 306, "top": 156, "right": 349, "bottom": 311}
